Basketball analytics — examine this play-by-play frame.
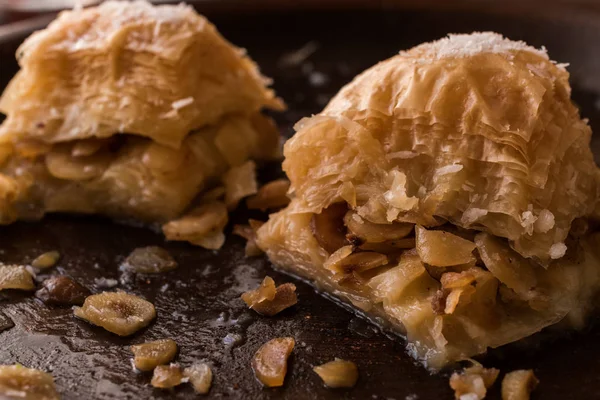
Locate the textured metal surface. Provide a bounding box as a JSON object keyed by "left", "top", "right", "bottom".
{"left": 1, "top": 6, "right": 600, "bottom": 400}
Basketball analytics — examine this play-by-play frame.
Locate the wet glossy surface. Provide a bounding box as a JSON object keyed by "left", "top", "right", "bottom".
{"left": 1, "top": 5, "right": 600, "bottom": 399}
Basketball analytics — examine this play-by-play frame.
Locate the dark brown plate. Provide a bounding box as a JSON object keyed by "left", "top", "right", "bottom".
{"left": 2, "top": 3, "right": 600, "bottom": 399}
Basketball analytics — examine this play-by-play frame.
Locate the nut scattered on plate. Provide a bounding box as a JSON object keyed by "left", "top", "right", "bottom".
{"left": 251, "top": 337, "right": 295, "bottom": 387}
{"left": 501, "top": 370, "right": 539, "bottom": 400}
{"left": 73, "top": 292, "right": 156, "bottom": 336}
{"left": 246, "top": 179, "right": 291, "bottom": 211}
{"left": 0, "top": 364, "right": 59, "bottom": 400}
{"left": 122, "top": 246, "right": 178, "bottom": 274}
{"left": 313, "top": 358, "right": 359, "bottom": 388}
{"left": 31, "top": 251, "right": 60, "bottom": 269}
{"left": 151, "top": 364, "right": 185, "bottom": 389}
{"left": 0, "top": 264, "right": 35, "bottom": 291}
{"left": 242, "top": 276, "right": 297, "bottom": 316}
{"left": 131, "top": 339, "right": 178, "bottom": 372}
{"left": 449, "top": 362, "right": 499, "bottom": 400}
{"left": 35, "top": 276, "right": 91, "bottom": 306}
{"left": 184, "top": 363, "right": 213, "bottom": 394}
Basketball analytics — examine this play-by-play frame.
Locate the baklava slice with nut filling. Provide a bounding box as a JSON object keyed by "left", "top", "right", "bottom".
{"left": 0, "top": 0, "right": 283, "bottom": 248}
{"left": 257, "top": 32, "right": 600, "bottom": 368}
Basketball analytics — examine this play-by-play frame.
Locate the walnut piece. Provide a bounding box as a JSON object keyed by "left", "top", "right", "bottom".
{"left": 35, "top": 276, "right": 91, "bottom": 306}
{"left": 184, "top": 363, "right": 213, "bottom": 394}
{"left": 74, "top": 292, "right": 156, "bottom": 336}
{"left": 131, "top": 339, "right": 178, "bottom": 371}
{"left": 0, "top": 365, "right": 59, "bottom": 400}
{"left": 449, "top": 363, "right": 499, "bottom": 400}
{"left": 151, "top": 364, "right": 184, "bottom": 389}
{"left": 31, "top": 251, "right": 60, "bottom": 269}
{"left": 313, "top": 358, "right": 359, "bottom": 388}
{"left": 251, "top": 337, "right": 295, "bottom": 387}
{"left": 122, "top": 246, "right": 178, "bottom": 274}
{"left": 501, "top": 370, "right": 539, "bottom": 400}
{"left": 0, "top": 265, "right": 35, "bottom": 291}
{"left": 242, "top": 276, "right": 297, "bottom": 317}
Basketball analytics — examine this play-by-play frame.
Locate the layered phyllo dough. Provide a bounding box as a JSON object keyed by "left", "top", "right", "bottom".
{"left": 0, "top": 0, "right": 283, "bottom": 248}
{"left": 257, "top": 32, "right": 600, "bottom": 368}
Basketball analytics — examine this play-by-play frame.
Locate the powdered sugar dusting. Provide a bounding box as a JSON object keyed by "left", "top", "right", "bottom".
{"left": 403, "top": 32, "right": 549, "bottom": 62}
{"left": 549, "top": 242, "right": 567, "bottom": 259}
{"left": 171, "top": 97, "right": 194, "bottom": 110}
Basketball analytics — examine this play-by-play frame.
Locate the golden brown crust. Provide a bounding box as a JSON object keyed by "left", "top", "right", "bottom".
{"left": 0, "top": 0, "right": 283, "bottom": 148}
{"left": 283, "top": 32, "right": 600, "bottom": 262}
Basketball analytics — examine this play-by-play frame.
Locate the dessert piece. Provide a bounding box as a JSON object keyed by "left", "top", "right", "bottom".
{"left": 257, "top": 32, "right": 600, "bottom": 368}
{"left": 0, "top": 0, "right": 282, "bottom": 147}
{"left": 313, "top": 359, "right": 359, "bottom": 388}
{"left": 0, "top": 1, "right": 283, "bottom": 248}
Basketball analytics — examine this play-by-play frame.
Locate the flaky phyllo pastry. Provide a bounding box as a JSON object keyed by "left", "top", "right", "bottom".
{"left": 257, "top": 32, "right": 600, "bottom": 368}
{"left": 0, "top": 1, "right": 283, "bottom": 248}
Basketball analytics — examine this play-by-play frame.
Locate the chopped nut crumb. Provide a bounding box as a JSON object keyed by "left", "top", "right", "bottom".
{"left": 242, "top": 276, "right": 298, "bottom": 316}
{"left": 0, "top": 264, "right": 35, "bottom": 291}
{"left": 131, "top": 339, "right": 178, "bottom": 371}
{"left": 242, "top": 276, "right": 276, "bottom": 304}
{"left": 35, "top": 276, "right": 91, "bottom": 306}
{"left": 162, "top": 201, "right": 228, "bottom": 250}
{"left": 450, "top": 362, "right": 499, "bottom": 400}
{"left": 0, "top": 364, "right": 59, "bottom": 400}
{"left": 31, "top": 251, "right": 60, "bottom": 269}
{"left": 151, "top": 364, "right": 185, "bottom": 389}
{"left": 184, "top": 363, "right": 213, "bottom": 394}
{"left": 313, "top": 358, "right": 359, "bottom": 388}
{"left": 501, "top": 370, "right": 539, "bottom": 400}
{"left": 122, "top": 246, "right": 177, "bottom": 274}
{"left": 251, "top": 337, "right": 295, "bottom": 387}
{"left": 74, "top": 292, "right": 156, "bottom": 336}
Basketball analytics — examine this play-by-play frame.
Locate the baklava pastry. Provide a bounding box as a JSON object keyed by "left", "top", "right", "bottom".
{"left": 0, "top": 0, "right": 282, "bottom": 147}
{"left": 257, "top": 32, "right": 600, "bottom": 368}
{"left": 0, "top": 1, "right": 282, "bottom": 248}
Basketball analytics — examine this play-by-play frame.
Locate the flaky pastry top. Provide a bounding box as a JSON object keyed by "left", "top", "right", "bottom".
{"left": 0, "top": 0, "right": 283, "bottom": 147}
{"left": 283, "top": 32, "right": 600, "bottom": 262}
